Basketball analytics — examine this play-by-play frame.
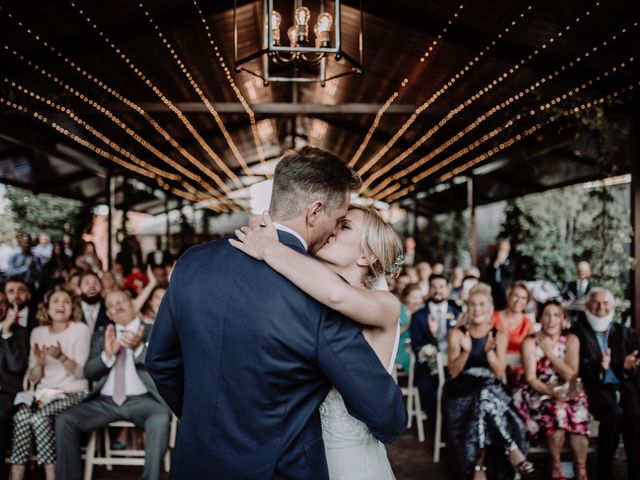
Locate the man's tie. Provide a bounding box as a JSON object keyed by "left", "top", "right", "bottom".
{"left": 113, "top": 348, "right": 127, "bottom": 406}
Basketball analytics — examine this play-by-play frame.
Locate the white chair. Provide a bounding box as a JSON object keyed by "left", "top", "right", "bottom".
{"left": 433, "top": 351, "right": 447, "bottom": 463}
{"left": 400, "top": 348, "right": 426, "bottom": 442}
{"left": 83, "top": 415, "right": 177, "bottom": 480}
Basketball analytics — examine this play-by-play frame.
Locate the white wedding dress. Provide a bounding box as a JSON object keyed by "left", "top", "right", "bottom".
{"left": 319, "top": 277, "right": 399, "bottom": 479}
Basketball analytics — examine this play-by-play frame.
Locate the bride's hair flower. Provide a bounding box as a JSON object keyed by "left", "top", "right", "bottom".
{"left": 385, "top": 254, "right": 405, "bottom": 277}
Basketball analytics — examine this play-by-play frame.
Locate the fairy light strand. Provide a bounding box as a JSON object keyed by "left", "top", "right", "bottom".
{"left": 192, "top": 0, "right": 268, "bottom": 172}
{"left": 348, "top": 2, "right": 466, "bottom": 168}
{"left": 138, "top": 0, "right": 254, "bottom": 178}
{"left": 365, "top": 23, "right": 637, "bottom": 198}
{"left": 361, "top": 2, "right": 600, "bottom": 184}
{"left": 382, "top": 81, "right": 639, "bottom": 203}
{"left": 376, "top": 56, "right": 635, "bottom": 199}
{"left": 0, "top": 8, "right": 236, "bottom": 204}
{"left": 68, "top": 0, "right": 243, "bottom": 190}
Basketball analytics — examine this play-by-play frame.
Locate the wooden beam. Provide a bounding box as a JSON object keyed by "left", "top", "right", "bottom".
{"left": 106, "top": 102, "right": 426, "bottom": 115}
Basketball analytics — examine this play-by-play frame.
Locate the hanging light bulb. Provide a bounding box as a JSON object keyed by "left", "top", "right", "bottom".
{"left": 316, "top": 12, "right": 333, "bottom": 33}
{"left": 294, "top": 6, "right": 310, "bottom": 40}
{"left": 271, "top": 10, "right": 282, "bottom": 45}
{"left": 315, "top": 12, "right": 332, "bottom": 46}
{"left": 287, "top": 26, "right": 297, "bottom": 46}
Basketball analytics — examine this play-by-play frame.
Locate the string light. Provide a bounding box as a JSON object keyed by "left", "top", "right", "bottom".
{"left": 348, "top": 2, "right": 466, "bottom": 168}
{"left": 0, "top": 95, "right": 220, "bottom": 208}
{"left": 0, "top": 8, "right": 240, "bottom": 207}
{"left": 365, "top": 23, "right": 637, "bottom": 198}
{"left": 376, "top": 56, "right": 635, "bottom": 198}
{"left": 192, "top": 0, "right": 268, "bottom": 174}
{"left": 383, "top": 81, "right": 639, "bottom": 203}
{"left": 138, "top": 1, "right": 254, "bottom": 178}
{"left": 68, "top": 0, "right": 243, "bottom": 190}
{"left": 357, "top": 2, "right": 539, "bottom": 178}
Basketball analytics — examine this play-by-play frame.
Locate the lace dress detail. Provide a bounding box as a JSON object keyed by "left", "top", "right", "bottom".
{"left": 319, "top": 320, "right": 399, "bottom": 479}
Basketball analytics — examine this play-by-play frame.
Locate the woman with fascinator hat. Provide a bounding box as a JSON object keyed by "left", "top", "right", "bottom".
{"left": 231, "top": 205, "right": 404, "bottom": 479}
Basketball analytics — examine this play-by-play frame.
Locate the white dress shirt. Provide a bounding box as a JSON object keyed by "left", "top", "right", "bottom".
{"left": 100, "top": 318, "right": 148, "bottom": 398}
{"left": 7, "top": 306, "right": 29, "bottom": 328}
{"left": 273, "top": 223, "right": 308, "bottom": 251}
{"left": 81, "top": 301, "right": 101, "bottom": 334}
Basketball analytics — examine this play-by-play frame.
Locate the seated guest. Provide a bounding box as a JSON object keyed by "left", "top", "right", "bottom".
{"left": 8, "top": 236, "right": 42, "bottom": 290}
{"left": 394, "top": 274, "right": 411, "bottom": 296}
{"left": 563, "top": 261, "right": 592, "bottom": 303}
{"left": 75, "top": 241, "right": 103, "bottom": 275}
{"left": 0, "top": 291, "right": 29, "bottom": 479}
{"left": 133, "top": 267, "right": 167, "bottom": 324}
{"left": 9, "top": 286, "right": 90, "bottom": 480}
{"left": 100, "top": 270, "right": 120, "bottom": 294}
{"left": 5, "top": 276, "right": 38, "bottom": 332}
{"left": 416, "top": 261, "right": 431, "bottom": 298}
{"left": 492, "top": 281, "right": 535, "bottom": 383}
{"left": 571, "top": 288, "right": 640, "bottom": 480}
{"left": 450, "top": 266, "right": 464, "bottom": 300}
{"left": 444, "top": 283, "right": 532, "bottom": 480}
{"left": 484, "top": 238, "right": 517, "bottom": 311}
{"left": 410, "top": 274, "right": 462, "bottom": 423}
{"left": 513, "top": 301, "right": 589, "bottom": 480}
{"left": 55, "top": 289, "right": 171, "bottom": 480}
{"left": 396, "top": 284, "right": 423, "bottom": 372}
{"left": 79, "top": 272, "right": 111, "bottom": 334}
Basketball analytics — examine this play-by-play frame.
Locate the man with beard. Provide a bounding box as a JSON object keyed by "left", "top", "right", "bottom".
{"left": 79, "top": 272, "right": 111, "bottom": 334}
{"left": 572, "top": 288, "right": 640, "bottom": 480}
{"left": 0, "top": 290, "right": 29, "bottom": 478}
{"left": 410, "top": 274, "right": 462, "bottom": 427}
{"left": 4, "top": 276, "right": 38, "bottom": 333}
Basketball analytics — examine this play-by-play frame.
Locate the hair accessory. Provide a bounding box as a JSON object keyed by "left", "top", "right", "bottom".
{"left": 385, "top": 254, "right": 405, "bottom": 276}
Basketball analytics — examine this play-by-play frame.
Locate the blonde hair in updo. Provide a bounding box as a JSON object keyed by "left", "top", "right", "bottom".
{"left": 468, "top": 282, "right": 493, "bottom": 305}
{"left": 349, "top": 205, "right": 403, "bottom": 288}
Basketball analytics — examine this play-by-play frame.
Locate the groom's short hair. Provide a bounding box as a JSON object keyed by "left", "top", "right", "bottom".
{"left": 270, "top": 146, "right": 362, "bottom": 220}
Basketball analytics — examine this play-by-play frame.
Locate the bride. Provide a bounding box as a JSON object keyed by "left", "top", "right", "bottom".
{"left": 230, "top": 205, "right": 403, "bottom": 479}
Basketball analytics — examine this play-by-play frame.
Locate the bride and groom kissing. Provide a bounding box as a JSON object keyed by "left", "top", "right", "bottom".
{"left": 146, "top": 146, "right": 407, "bottom": 479}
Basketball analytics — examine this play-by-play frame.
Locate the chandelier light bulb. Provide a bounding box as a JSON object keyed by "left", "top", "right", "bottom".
{"left": 294, "top": 6, "right": 311, "bottom": 26}
{"left": 287, "top": 26, "right": 297, "bottom": 46}
{"left": 271, "top": 10, "right": 282, "bottom": 44}
{"left": 316, "top": 12, "right": 333, "bottom": 33}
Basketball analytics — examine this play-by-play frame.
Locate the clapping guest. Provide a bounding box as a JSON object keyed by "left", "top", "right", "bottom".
{"left": 0, "top": 291, "right": 29, "bottom": 479}
{"left": 5, "top": 276, "right": 38, "bottom": 332}
{"left": 55, "top": 289, "right": 171, "bottom": 480}
{"left": 513, "top": 301, "right": 589, "bottom": 480}
{"left": 133, "top": 266, "right": 166, "bottom": 324}
{"left": 396, "top": 284, "right": 423, "bottom": 372}
{"left": 444, "top": 283, "right": 531, "bottom": 479}
{"left": 9, "top": 286, "right": 90, "bottom": 480}
{"left": 492, "top": 281, "right": 535, "bottom": 383}
{"left": 571, "top": 289, "right": 640, "bottom": 480}
{"left": 75, "top": 241, "right": 103, "bottom": 275}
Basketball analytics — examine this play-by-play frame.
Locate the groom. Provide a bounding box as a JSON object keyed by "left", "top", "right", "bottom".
{"left": 146, "top": 146, "right": 406, "bottom": 479}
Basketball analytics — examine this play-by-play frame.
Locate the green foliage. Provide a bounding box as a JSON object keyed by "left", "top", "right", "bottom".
{"left": 500, "top": 183, "right": 633, "bottom": 300}
{"left": 2, "top": 185, "right": 93, "bottom": 241}
{"left": 417, "top": 210, "right": 469, "bottom": 269}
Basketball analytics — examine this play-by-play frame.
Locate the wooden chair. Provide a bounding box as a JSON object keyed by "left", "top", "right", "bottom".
{"left": 83, "top": 415, "right": 178, "bottom": 480}
{"left": 433, "top": 351, "right": 447, "bottom": 463}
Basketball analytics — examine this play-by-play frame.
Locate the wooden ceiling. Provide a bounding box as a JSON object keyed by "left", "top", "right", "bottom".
{"left": 0, "top": 0, "right": 638, "bottom": 213}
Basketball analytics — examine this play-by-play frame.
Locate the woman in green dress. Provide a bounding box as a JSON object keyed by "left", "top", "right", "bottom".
{"left": 396, "top": 283, "right": 424, "bottom": 372}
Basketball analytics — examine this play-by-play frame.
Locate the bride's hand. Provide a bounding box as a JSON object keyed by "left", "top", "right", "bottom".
{"left": 228, "top": 212, "right": 278, "bottom": 260}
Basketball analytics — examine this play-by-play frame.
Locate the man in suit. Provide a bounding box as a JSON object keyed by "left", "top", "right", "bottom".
{"left": 571, "top": 288, "right": 640, "bottom": 480}
{"left": 79, "top": 271, "right": 111, "bottom": 334}
{"left": 563, "top": 260, "right": 592, "bottom": 302}
{"left": 484, "top": 238, "right": 517, "bottom": 310}
{"left": 4, "top": 276, "right": 38, "bottom": 333}
{"left": 410, "top": 273, "right": 462, "bottom": 425}
{"left": 0, "top": 290, "right": 29, "bottom": 478}
{"left": 56, "top": 289, "right": 171, "bottom": 480}
{"left": 146, "top": 146, "right": 407, "bottom": 479}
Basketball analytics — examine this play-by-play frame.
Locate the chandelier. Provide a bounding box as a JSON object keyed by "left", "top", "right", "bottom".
{"left": 233, "top": 0, "right": 363, "bottom": 86}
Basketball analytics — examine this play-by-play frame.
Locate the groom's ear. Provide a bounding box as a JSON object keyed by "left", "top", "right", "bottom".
{"left": 306, "top": 200, "right": 325, "bottom": 227}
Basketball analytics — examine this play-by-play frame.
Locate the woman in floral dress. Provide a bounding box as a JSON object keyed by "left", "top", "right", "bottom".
{"left": 513, "top": 300, "right": 590, "bottom": 480}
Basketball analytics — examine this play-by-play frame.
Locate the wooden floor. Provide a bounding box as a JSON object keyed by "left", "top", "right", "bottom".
{"left": 14, "top": 425, "right": 630, "bottom": 479}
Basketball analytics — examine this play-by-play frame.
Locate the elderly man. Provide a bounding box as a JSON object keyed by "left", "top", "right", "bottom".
{"left": 572, "top": 288, "right": 640, "bottom": 480}
{"left": 55, "top": 289, "right": 170, "bottom": 480}
{"left": 563, "top": 261, "right": 592, "bottom": 302}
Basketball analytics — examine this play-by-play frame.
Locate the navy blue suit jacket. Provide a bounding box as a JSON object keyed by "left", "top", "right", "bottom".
{"left": 146, "top": 231, "right": 406, "bottom": 479}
